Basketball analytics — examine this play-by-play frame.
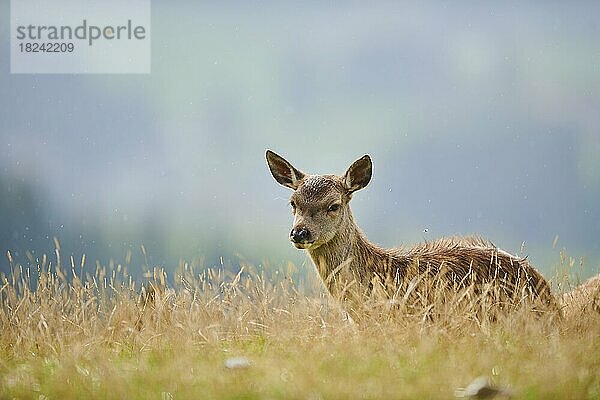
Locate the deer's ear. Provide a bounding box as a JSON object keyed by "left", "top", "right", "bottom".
{"left": 266, "top": 150, "right": 305, "bottom": 190}
{"left": 343, "top": 155, "right": 372, "bottom": 193}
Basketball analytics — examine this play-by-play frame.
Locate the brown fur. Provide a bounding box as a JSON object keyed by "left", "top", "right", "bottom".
{"left": 561, "top": 274, "right": 600, "bottom": 319}
{"left": 266, "top": 150, "right": 559, "bottom": 317}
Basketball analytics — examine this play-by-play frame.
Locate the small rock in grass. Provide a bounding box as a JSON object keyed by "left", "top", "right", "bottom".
{"left": 224, "top": 357, "right": 251, "bottom": 370}
{"left": 455, "top": 376, "right": 513, "bottom": 399}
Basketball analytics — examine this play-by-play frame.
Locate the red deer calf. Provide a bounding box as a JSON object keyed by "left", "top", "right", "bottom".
{"left": 266, "top": 150, "right": 559, "bottom": 320}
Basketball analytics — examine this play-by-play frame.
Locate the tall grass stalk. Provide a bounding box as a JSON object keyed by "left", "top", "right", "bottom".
{"left": 1, "top": 249, "right": 599, "bottom": 399}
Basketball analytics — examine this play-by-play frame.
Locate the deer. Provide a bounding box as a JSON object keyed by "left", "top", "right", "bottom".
{"left": 266, "top": 150, "right": 560, "bottom": 321}
{"left": 561, "top": 274, "right": 600, "bottom": 320}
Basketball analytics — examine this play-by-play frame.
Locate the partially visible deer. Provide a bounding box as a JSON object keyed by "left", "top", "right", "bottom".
{"left": 561, "top": 274, "right": 600, "bottom": 320}
{"left": 266, "top": 150, "right": 559, "bottom": 320}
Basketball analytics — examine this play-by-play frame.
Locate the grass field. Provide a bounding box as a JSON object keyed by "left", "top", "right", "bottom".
{"left": 1, "top": 249, "right": 599, "bottom": 399}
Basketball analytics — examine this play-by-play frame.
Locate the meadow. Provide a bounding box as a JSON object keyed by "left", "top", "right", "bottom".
{"left": 1, "top": 247, "right": 599, "bottom": 400}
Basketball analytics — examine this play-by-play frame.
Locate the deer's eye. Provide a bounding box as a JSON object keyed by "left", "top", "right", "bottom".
{"left": 327, "top": 203, "right": 341, "bottom": 212}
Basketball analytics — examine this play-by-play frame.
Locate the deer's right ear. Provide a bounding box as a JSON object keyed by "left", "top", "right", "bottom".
{"left": 266, "top": 150, "right": 305, "bottom": 190}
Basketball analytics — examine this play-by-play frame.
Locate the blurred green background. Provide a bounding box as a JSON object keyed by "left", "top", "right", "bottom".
{"left": 1, "top": 3, "right": 599, "bottom": 278}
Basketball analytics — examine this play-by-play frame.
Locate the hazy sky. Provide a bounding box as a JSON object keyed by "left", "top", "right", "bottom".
{"left": 1, "top": 2, "right": 599, "bottom": 277}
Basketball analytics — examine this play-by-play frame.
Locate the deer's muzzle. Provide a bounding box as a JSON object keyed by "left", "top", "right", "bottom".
{"left": 290, "top": 227, "right": 313, "bottom": 247}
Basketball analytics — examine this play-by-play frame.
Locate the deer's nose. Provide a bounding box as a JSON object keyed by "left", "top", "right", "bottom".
{"left": 290, "top": 227, "right": 311, "bottom": 243}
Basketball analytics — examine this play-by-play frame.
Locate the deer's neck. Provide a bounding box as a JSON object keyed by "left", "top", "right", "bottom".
{"left": 307, "top": 216, "right": 396, "bottom": 291}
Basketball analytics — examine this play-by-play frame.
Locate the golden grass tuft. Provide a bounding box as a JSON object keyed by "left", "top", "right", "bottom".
{"left": 1, "top": 249, "right": 599, "bottom": 399}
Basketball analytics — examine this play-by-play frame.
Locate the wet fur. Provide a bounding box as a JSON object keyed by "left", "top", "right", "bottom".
{"left": 311, "top": 222, "right": 558, "bottom": 314}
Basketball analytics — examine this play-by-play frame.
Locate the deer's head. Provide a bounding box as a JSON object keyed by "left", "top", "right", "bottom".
{"left": 266, "top": 150, "right": 372, "bottom": 250}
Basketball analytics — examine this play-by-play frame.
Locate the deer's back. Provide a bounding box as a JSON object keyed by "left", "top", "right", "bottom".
{"left": 377, "top": 236, "right": 558, "bottom": 311}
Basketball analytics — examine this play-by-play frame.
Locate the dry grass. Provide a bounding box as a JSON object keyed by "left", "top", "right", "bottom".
{"left": 1, "top": 249, "right": 599, "bottom": 399}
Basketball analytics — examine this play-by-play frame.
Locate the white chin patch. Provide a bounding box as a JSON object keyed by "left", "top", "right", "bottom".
{"left": 293, "top": 242, "right": 310, "bottom": 249}
{"left": 292, "top": 242, "right": 319, "bottom": 250}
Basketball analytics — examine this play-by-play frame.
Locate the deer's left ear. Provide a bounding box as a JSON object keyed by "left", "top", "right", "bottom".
{"left": 343, "top": 155, "right": 372, "bottom": 194}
